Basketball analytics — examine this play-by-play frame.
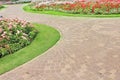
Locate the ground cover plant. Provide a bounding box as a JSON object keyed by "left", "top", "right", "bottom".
{"left": 24, "top": 0, "right": 120, "bottom": 17}
{"left": 0, "top": 18, "right": 38, "bottom": 58}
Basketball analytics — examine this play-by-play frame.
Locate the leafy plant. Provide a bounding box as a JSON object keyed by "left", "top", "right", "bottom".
{"left": 0, "top": 18, "right": 38, "bottom": 58}
{"left": 32, "top": 0, "right": 120, "bottom": 15}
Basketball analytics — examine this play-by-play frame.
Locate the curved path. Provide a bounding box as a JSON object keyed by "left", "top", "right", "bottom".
{"left": 0, "top": 4, "right": 120, "bottom": 80}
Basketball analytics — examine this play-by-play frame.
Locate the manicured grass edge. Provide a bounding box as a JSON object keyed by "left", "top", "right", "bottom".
{"left": 23, "top": 4, "right": 120, "bottom": 18}
{"left": 0, "top": 23, "right": 60, "bottom": 75}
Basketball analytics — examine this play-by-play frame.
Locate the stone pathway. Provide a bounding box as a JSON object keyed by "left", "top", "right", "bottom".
{"left": 0, "top": 4, "right": 120, "bottom": 80}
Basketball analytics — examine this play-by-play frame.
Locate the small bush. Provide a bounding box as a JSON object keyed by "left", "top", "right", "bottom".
{"left": 0, "top": 18, "right": 38, "bottom": 58}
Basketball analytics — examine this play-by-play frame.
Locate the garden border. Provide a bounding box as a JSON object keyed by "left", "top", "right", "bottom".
{"left": 23, "top": 4, "right": 120, "bottom": 18}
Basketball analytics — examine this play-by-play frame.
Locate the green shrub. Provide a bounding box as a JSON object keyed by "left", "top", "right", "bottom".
{"left": 0, "top": 48, "right": 9, "bottom": 57}
{"left": 0, "top": 18, "right": 38, "bottom": 58}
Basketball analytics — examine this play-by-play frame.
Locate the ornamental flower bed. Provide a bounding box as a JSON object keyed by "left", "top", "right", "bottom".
{"left": 0, "top": 18, "right": 38, "bottom": 58}
{"left": 33, "top": 0, "right": 120, "bottom": 14}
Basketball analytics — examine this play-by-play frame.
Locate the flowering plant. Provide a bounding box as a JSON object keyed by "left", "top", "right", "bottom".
{"left": 0, "top": 18, "right": 38, "bottom": 58}
{"left": 33, "top": 0, "right": 120, "bottom": 14}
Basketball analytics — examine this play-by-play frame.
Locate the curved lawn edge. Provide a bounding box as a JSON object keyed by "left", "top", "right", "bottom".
{"left": 0, "top": 23, "right": 60, "bottom": 75}
{"left": 23, "top": 4, "right": 120, "bottom": 18}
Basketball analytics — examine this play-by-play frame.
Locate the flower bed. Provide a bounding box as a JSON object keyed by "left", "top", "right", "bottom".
{"left": 0, "top": 18, "right": 38, "bottom": 58}
{"left": 32, "top": 0, "right": 120, "bottom": 15}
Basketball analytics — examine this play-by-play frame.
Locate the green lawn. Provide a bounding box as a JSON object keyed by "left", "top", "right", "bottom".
{"left": 23, "top": 4, "right": 120, "bottom": 18}
{"left": 0, "top": 23, "right": 60, "bottom": 75}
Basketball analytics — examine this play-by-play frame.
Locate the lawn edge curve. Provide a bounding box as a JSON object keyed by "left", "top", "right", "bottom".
{"left": 0, "top": 23, "right": 60, "bottom": 75}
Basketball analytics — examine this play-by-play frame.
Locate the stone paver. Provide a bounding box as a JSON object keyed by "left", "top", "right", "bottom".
{"left": 0, "top": 4, "right": 120, "bottom": 80}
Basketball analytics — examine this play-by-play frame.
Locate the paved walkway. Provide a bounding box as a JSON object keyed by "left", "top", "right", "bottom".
{"left": 0, "top": 4, "right": 120, "bottom": 80}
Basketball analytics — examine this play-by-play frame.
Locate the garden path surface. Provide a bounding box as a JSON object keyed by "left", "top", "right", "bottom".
{"left": 0, "top": 4, "right": 120, "bottom": 80}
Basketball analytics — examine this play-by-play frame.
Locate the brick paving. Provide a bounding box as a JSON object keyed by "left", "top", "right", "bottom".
{"left": 0, "top": 4, "right": 120, "bottom": 80}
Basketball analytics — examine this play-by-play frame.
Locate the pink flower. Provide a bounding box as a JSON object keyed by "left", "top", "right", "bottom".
{"left": 8, "top": 22, "right": 13, "bottom": 29}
